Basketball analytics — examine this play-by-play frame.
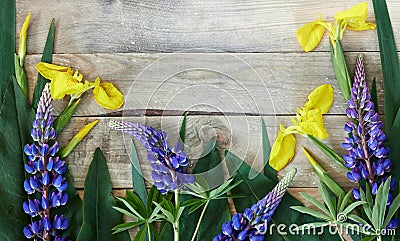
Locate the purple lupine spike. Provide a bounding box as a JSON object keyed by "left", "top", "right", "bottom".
{"left": 23, "top": 84, "right": 71, "bottom": 241}
{"left": 213, "top": 169, "right": 296, "bottom": 241}
{"left": 342, "top": 56, "right": 398, "bottom": 229}
{"left": 109, "top": 120, "right": 194, "bottom": 194}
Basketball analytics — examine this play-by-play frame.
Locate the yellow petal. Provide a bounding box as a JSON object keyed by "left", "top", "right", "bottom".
{"left": 304, "top": 84, "right": 334, "bottom": 114}
{"left": 60, "top": 120, "right": 99, "bottom": 158}
{"left": 269, "top": 131, "right": 296, "bottom": 171}
{"left": 346, "top": 22, "right": 376, "bottom": 31}
{"left": 335, "top": 2, "right": 375, "bottom": 31}
{"left": 302, "top": 147, "right": 317, "bottom": 169}
{"left": 92, "top": 77, "right": 124, "bottom": 110}
{"left": 18, "top": 11, "right": 31, "bottom": 64}
{"left": 36, "top": 62, "right": 84, "bottom": 99}
{"left": 296, "top": 18, "right": 327, "bottom": 52}
{"left": 297, "top": 109, "right": 329, "bottom": 139}
{"left": 335, "top": 2, "right": 368, "bottom": 22}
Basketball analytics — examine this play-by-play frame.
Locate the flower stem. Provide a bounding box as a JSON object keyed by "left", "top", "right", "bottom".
{"left": 174, "top": 190, "right": 180, "bottom": 241}
{"left": 190, "top": 200, "right": 210, "bottom": 241}
{"left": 358, "top": 110, "right": 374, "bottom": 185}
{"left": 336, "top": 226, "right": 345, "bottom": 241}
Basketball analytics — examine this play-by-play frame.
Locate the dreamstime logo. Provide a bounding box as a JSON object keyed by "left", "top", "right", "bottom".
{"left": 264, "top": 213, "right": 396, "bottom": 237}
{"left": 120, "top": 48, "right": 276, "bottom": 188}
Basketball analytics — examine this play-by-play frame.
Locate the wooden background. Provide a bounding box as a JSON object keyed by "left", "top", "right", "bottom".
{"left": 16, "top": 0, "right": 400, "bottom": 215}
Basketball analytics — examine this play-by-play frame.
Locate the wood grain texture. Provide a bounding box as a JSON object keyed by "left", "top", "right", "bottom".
{"left": 16, "top": 0, "right": 400, "bottom": 53}
{"left": 60, "top": 115, "right": 355, "bottom": 189}
{"left": 25, "top": 52, "right": 384, "bottom": 116}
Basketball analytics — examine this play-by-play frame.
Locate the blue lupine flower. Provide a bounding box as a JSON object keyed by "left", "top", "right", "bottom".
{"left": 342, "top": 56, "right": 398, "bottom": 228}
{"left": 22, "top": 84, "right": 70, "bottom": 241}
{"left": 213, "top": 169, "right": 296, "bottom": 241}
{"left": 109, "top": 120, "right": 194, "bottom": 194}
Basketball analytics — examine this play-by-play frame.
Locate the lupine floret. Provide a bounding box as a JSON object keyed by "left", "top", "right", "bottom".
{"left": 22, "top": 84, "right": 71, "bottom": 241}
{"left": 213, "top": 168, "right": 296, "bottom": 241}
{"left": 342, "top": 56, "right": 398, "bottom": 229}
{"left": 109, "top": 120, "right": 194, "bottom": 194}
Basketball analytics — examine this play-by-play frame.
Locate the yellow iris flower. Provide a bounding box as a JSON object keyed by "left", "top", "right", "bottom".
{"left": 296, "top": 2, "right": 376, "bottom": 52}
{"left": 269, "top": 84, "right": 334, "bottom": 171}
{"left": 36, "top": 62, "right": 124, "bottom": 110}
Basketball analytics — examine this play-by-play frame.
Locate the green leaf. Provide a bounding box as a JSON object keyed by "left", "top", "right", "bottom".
{"left": 261, "top": 118, "right": 277, "bottom": 182}
{"left": 54, "top": 99, "right": 80, "bottom": 133}
{"left": 318, "top": 182, "right": 335, "bottom": 219}
{"left": 372, "top": 0, "right": 400, "bottom": 132}
{"left": 180, "top": 139, "right": 230, "bottom": 241}
{"left": 330, "top": 41, "right": 351, "bottom": 100}
{"left": 342, "top": 201, "right": 366, "bottom": 215}
{"left": 384, "top": 192, "right": 400, "bottom": 227}
{"left": 179, "top": 112, "right": 187, "bottom": 144}
{"left": 0, "top": 0, "right": 15, "bottom": 97}
{"left": 133, "top": 226, "right": 148, "bottom": 241}
{"left": 308, "top": 135, "right": 348, "bottom": 171}
{"left": 290, "top": 206, "right": 331, "bottom": 221}
{"left": 112, "top": 221, "right": 146, "bottom": 234}
{"left": 76, "top": 148, "right": 130, "bottom": 241}
{"left": 159, "top": 222, "right": 174, "bottom": 241}
{"left": 387, "top": 106, "right": 400, "bottom": 198}
{"left": 371, "top": 78, "right": 379, "bottom": 113}
{"left": 299, "top": 192, "right": 331, "bottom": 217}
{"left": 0, "top": 81, "right": 31, "bottom": 239}
{"left": 131, "top": 141, "right": 148, "bottom": 204}
{"left": 338, "top": 191, "right": 352, "bottom": 214}
{"left": 32, "top": 19, "right": 55, "bottom": 109}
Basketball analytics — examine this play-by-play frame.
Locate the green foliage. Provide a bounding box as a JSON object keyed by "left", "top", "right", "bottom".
{"left": 346, "top": 177, "right": 400, "bottom": 238}
{"left": 372, "top": 0, "right": 400, "bottom": 132}
{"left": 180, "top": 139, "right": 232, "bottom": 241}
{"left": 76, "top": 148, "right": 130, "bottom": 241}
{"left": 54, "top": 99, "right": 80, "bottom": 133}
{"left": 0, "top": 79, "right": 32, "bottom": 240}
{"left": 131, "top": 140, "right": 148, "bottom": 204}
{"left": 291, "top": 182, "right": 365, "bottom": 240}
{"left": 113, "top": 188, "right": 163, "bottom": 241}
{"left": 308, "top": 135, "right": 348, "bottom": 171}
{"left": 261, "top": 118, "right": 277, "bottom": 182}
{"left": 330, "top": 41, "right": 351, "bottom": 100}
{"left": 32, "top": 19, "right": 55, "bottom": 109}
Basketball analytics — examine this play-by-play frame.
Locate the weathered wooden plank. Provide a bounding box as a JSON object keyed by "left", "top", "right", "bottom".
{"left": 16, "top": 0, "right": 400, "bottom": 53}
{"left": 25, "top": 52, "right": 384, "bottom": 116}
{"left": 59, "top": 115, "right": 356, "bottom": 189}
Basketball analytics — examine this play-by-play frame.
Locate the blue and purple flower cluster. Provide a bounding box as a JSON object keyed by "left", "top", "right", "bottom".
{"left": 342, "top": 56, "right": 398, "bottom": 228}
{"left": 214, "top": 169, "right": 296, "bottom": 241}
{"left": 109, "top": 120, "right": 194, "bottom": 194}
{"left": 22, "top": 84, "right": 70, "bottom": 241}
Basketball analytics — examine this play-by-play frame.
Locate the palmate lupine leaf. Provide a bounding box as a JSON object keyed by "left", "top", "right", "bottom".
{"left": 76, "top": 148, "right": 130, "bottom": 241}
{"left": 179, "top": 139, "right": 230, "bottom": 241}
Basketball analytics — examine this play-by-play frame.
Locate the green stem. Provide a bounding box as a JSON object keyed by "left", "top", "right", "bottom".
{"left": 190, "top": 200, "right": 210, "bottom": 241}
{"left": 336, "top": 226, "right": 345, "bottom": 241}
{"left": 174, "top": 190, "right": 180, "bottom": 241}
{"left": 147, "top": 224, "right": 152, "bottom": 241}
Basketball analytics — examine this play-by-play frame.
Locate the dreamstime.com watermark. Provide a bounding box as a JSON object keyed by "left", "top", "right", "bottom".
{"left": 265, "top": 213, "right": 396, "bottom": 236}
{"left": 266, "top": 222, "right": 396, "bottom": 236}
